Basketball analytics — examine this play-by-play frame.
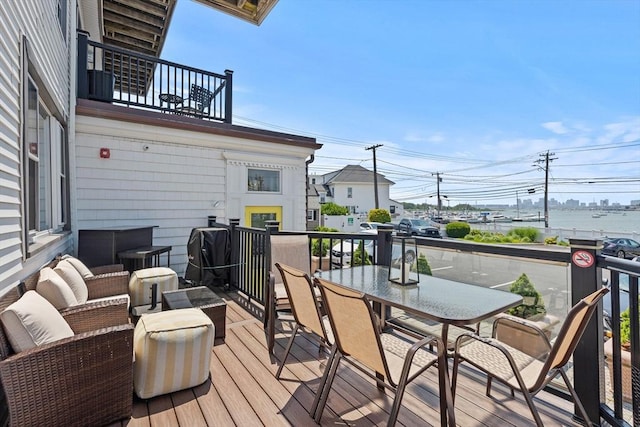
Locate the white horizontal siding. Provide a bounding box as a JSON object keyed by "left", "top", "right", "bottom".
{"left": 75, "top": 114, "right": 315, "bottom": 276}
{"left": 0, "top": 0, "right": 73, "bottom": 291}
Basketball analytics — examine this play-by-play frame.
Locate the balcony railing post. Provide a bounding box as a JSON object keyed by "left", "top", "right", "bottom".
{"left": 229, "top": 218, "right": 240, "bottom": 289}
{"left": 224, "top": 69, "right": 233, "bottom": 123}
{"left": 77, "top": 31, "right": 89, "bottom": 99}
{"left": 569, "top": 238, "right": 604, "bottom": 424}
{"left": 376, "top": 224, "right": 394, "bottom": 267}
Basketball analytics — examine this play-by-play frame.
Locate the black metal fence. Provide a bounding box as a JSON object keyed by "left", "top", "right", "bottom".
{"left": 77, "top": 31, "right": 232, "bottom": 123}
{"left": 208, "top": 218, "right": 637, "bottom": 426}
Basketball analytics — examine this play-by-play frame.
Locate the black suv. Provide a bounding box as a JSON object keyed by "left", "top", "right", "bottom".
{"left": 396, "top": 218, "right": 442, "bottom": 238}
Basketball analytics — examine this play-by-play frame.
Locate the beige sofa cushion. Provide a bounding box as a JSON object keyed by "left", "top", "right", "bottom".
{"left": 60, "top": 254, "right": 94, "bottom": 278}
{"left": 54, "top": 260, "right": 89, "bottom": 303}
{"left": 36, "top": 267, "right": 78, "bottom": 309}
{"left": 1, "top": 291, "right": 74, "bottom": 353}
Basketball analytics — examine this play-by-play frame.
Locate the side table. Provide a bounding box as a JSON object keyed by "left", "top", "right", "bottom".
{"left": 162, "top": 286, "right": 226, "bottom": 339}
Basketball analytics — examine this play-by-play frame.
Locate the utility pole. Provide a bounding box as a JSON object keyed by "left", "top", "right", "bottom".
{"left": 433, "top": 172, "right": 442, "bottom": 217}
{"left": 365, "top": 144, "right": 383, "bottom": 209}
{"left": 533, "top": 151, "right": 557, "bottom": 228}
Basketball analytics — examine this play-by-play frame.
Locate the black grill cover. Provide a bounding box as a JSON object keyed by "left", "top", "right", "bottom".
{"left": 185, "top": 227, "right": 231, "bottom": 287}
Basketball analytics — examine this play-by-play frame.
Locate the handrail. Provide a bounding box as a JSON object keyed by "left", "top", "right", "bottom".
{"left": 76, "top": 31, "right": 232, "bottom": 123}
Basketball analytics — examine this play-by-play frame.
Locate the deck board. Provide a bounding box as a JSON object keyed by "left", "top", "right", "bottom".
{"left": 126, "top": 290, "right": 583, "bottom": 427}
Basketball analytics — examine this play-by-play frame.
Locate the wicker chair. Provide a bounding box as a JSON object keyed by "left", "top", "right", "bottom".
{"left": 312, "top": 277, "right": 456, "bottom": 427}
{"left": 274, "top": 263, "right": 331, "bottom": 379}
{"left": 0, "top": 297, "right": 133, "bottom": 427}
{"left": 451, "top": 287, "right": 609, "bottom": 427}
{"left": 14, "top": 257, "right": 131, "bottom": 320}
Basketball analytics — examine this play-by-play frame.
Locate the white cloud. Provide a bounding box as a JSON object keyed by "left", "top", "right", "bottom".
{"left": 542, "top": 121, "right": 568, "bottom": 135}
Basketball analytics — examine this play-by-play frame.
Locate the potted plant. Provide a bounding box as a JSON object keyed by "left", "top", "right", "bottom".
{"left": 604, "top": 307, "right": 633, "bottom": 402}
{"left": 494, "top": 273, "right": 559, "bottom": 359}
{"left": 311, "top": 238, "right": 331, "bottom": 272}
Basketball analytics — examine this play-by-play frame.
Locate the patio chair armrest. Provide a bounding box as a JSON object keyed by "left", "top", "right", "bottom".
{"left": 90, "top": 264, "right": 124, "bottom": 275}
{"left": 0, "top": 324, "right": 134, "bottom": 427}
{"left": 61, "top": 298, "right": 130, "bottom": 333}
{"left": 85, "top": 270, "right": 130, "bottom": 299}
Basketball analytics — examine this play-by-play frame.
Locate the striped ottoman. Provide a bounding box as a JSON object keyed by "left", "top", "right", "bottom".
{"left": 129, "top": 267, "right": 178, "bottom": 308}
{"left": 133, "top": 308, "right": 214, "bottom": 399}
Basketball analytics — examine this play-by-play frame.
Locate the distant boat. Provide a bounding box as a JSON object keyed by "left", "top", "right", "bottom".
{"left": 592, "top": 213, "right": 601, "bottom": 218}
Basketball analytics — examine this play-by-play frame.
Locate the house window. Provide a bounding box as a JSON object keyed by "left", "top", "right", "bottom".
{"left": 307, "top": 210, "right": 317, "bottom": 221}
{"left": 319, "top": 195, "right": 326, "bottom": 204}
{"left": 23, "top": 73, "right": 68, "bottom": 250}
{"left": 390, "top": 205, "right": 396, "bottom": 214}
{"left": 248, "top": 168, "right": 280, "bottom": 192}
{"left": 57, "top": 0, "right": 67, "bottom": 41}
{"left": 347, "top": 187, "right": 352, "bottom": 198}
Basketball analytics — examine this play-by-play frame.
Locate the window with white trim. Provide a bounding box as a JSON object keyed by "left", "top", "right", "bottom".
{"left": 347, "top": 187, "right": 352, "bottom": 198}
{"left": 23, "top": 71, "right": 68, "bottom": 250}
{"left": 247, "top": 168, "right": 280, "bottom": 192}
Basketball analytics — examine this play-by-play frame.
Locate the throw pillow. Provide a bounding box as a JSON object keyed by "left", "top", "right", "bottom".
{"left": 36, "top": 267, "right": 78, "bottom": 309}
{"left": 1, "top": 291, "right": 74, "bottom": 352}
{"left": 54, "top": 260, "right": 89, "bottom": 303}
{"left": 60, "top": 254, "right": 94, "bottom": 278}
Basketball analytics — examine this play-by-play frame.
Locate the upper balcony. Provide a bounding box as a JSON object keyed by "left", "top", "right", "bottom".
{"left": 76, "top": 32, "right": 232, "bottom": 124}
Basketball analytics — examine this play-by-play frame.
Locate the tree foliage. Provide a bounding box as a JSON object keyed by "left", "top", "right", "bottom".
{"left": 445, "top": 221, "right": 471, "bottom": 238}
{"left": 321, "top": 202, "right": 348, "bottom": 215}
{"left": 507, "top": 273, "right": 546, "bottom": 318}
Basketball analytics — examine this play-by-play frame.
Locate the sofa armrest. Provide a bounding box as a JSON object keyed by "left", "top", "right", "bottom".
{"left": 61, "top": 298, "right": 130, "bottom": 333}
{"left": 0, "top": 324, "right": 134, "bottom": 427}
{"left": 85, "top": 271, "right": 129, "bottom": 300}
{"left": 91, "top": 264, "right": 124, "bottom": 275}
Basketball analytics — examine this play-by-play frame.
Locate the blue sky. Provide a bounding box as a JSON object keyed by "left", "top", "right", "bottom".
{"left": 163, "top": 0, "right": 640, "bottom": 206}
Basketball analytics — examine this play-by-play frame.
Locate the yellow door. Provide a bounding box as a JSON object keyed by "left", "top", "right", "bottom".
{"left": 244, "top": 206, "right": 282, "bottom": 228}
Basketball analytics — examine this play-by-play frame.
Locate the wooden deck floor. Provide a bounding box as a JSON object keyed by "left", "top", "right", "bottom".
{"left": 114, "top": 291, "right": 582, "bottom": 427}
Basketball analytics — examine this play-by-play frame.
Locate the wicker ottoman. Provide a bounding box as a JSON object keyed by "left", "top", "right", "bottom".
{"left": 133, "top": 308, "right": 214, "bottom": 399}
{"left": 129, "top": 267, "right": 178, "bottom": 308}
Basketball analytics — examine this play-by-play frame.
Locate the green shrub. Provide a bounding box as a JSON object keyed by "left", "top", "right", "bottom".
{"left": 507, "top": 273, "right": 546, "bottom": 318}
{"left": 368, "top": 209, "right": 391, "bottom": 223}
{"left": 321, "top": 202, "right": 348, "bottom": 216}
{"left": 620, "top": 308, "right": 631, "bottom": 347}
{"left": 314, "top": 226, "right": 339, "bottom": 232}
{"left": 508, "top": 227, "right": 539, "bottom": 242}
{"left": 351, "top": 241, "right": 372, "bottom": 266}
{"left": 544, "top": 236, "right": 558, "bottom": 245}
{"left": 311, "top": 238, "right": 330, "bottom": 257}
{"left": 413, "top": 253, "right": 432, "bottom": 275}
{"left": 445, "top": 221, "right": 471, "bottom": 238}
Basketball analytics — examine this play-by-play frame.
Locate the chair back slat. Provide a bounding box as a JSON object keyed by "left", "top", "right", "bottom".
{"left": 270, "top": 235, "right": 311, "bottom": 285}
{"left": 315, "top": 278, "right": 389, "bottom": 377}
{"left": 541, "top": 287, "right": 609, "bottom": 381}
{"left": 276, "top": 264, "right": 327, "bottom": 341}
{"left": 190, "top": 84, "right": 214, "bottom": 111}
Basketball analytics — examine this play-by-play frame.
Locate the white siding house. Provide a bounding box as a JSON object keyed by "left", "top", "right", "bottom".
{"left": 0, "top": 0, "right": 319, "bottom": 286}
{"left": 0, "top": 0, "right": 75, "bottom": 291}
{"left": 312, "top": 165, "right": 401, "bottom": 218}
{"left": 74, "top": 103, "right": 318, "bottom": 275}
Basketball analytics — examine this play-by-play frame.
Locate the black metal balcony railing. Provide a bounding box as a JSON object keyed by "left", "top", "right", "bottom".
{"left": 208, "top": 218, "right": 637, "bottom": 427}
{"left": 76, "top": 31, "right": 232, "bottom": 123}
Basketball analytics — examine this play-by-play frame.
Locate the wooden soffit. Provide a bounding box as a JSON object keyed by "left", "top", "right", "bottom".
{"left": 102, "top": 0, "right": 177, "bottom": 57}
{"left": 193, "top": 0, "right": 279, "bottom": 26}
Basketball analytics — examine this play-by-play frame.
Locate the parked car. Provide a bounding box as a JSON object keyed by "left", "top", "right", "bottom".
{"left": 331, "top": 239, "right": 416, "bottom": 267}
{"left": 601, "top": 238, "right": 640, "bottom": 259}
{"left": 396, "top": 218, "right": 441, "bottom": 238}
{"left": 359, "top": 222, "right": 384, "bottom": 234}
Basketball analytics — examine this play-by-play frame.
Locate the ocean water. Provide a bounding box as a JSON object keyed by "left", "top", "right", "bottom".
{"left": 515, "top": 209, "right": 639, "bottom": 234}
{"left": 472, "top": 209, "right": 639, "bottom": 238}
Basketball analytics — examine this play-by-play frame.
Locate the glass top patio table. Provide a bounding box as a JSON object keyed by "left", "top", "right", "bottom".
{"left": 316, "top": 265, "right": 522, "bottom": 330}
